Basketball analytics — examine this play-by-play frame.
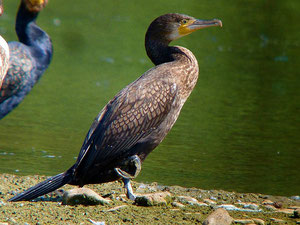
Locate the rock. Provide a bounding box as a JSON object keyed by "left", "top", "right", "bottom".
{"left": 270, "top": 218, "right": 286, "bottom": 223}
{"left": 233, "top": 219, "right": 254, "bottom": 224}
{"left": 134, "top": 192, "right": 171, "bottom": 206}
{"left": 88, "top": 219, "right": 105, "bottom": 225}
{"left": 252, "top": 218, "right": 265, "bottom": 225}
{"left": 203, "top": 198, "right": 217, "bottom": 205}
{"left": 264, "top": 205, "right": 277, "bottom": 211}
{"left": 62, "top": 188, "right": 110, "bottom": 206}
{"left": 294, "top": 208, "right": 300, "bottom": 218}
{"left": 171, "top": 202, "right": 185, "bottom": 208}
{"left": 236, "top": 202, "right": 259, "bottom": 210}
{"left": 202, "top": 208, "right": 233, "bottom": 225}
{"left": 273, "top": 201, "right": 283, "bottom": 208}
{"left": 276, "top": 208, "right": 294, "bottom": 214}
{"left": 291, "top": 196, "right": 300, "bottom": 200}
{"left": 177, "top": 196, "right": 207, "bottom": 206}
{"left": 262, "top": 199, "right": 273, "bottom": 205}
{"left": 218, "top": 204, "right": 239, "bottom": 211}
{"left": 105, "top": 205, "right": 127, "bottom": 212}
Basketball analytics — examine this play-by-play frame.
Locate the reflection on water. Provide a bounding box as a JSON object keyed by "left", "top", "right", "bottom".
{"left": 0, "top": 0, "right": 299, "bottom": 196}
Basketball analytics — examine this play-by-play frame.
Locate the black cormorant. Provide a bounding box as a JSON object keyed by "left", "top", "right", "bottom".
{"left": 0, "top": 0, "right": 10, "bottom": 88}
{"left": 0, "top": 0, "right": 52, "bottom": 119}
{"left": 9, "top": 13, "right": 222, "bottom": 202}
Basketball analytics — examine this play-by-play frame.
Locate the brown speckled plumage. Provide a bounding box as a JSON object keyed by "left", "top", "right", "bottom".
{"left": 8, "top": 13, "right": 222, "bottom": 202}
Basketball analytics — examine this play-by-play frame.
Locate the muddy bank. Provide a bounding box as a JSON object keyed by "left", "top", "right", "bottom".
{"left": 0, "top": 174, "right": 299, "bottom": 224}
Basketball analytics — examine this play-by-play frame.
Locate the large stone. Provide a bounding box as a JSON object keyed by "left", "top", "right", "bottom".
{"left": 62, "top": 188, "right": 110, "bottom": 206}
{"left": 134, "top": 192, "right": 172, "bottom": 206}
{"left": 202, "top": 208, "right": 233, "bottom": 225}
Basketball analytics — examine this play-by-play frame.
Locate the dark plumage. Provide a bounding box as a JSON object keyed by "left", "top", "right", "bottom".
{"left": 8, "top": 13, "right": 222, "bottom": 202}
{"left": 0, "top": 0, "right": 9, "bottom": 88}
{"left": 0, "top": 0, "right": 52, "bottom": 119}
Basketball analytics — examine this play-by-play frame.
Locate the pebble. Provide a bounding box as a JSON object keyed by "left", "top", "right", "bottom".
{"left": 177, "top": 196, "right": 207, "bottom": 206}
{"left": 236, "top": 202, "right": 259, "bottom": 210}
{"left": 218, "top": 204, "right": 262, "bottom": 212}
{"left": 294, "top": 208, "right": 300, "bottom": 218}
{"left": 171, "top": 202, "right": 185, "bottom": 208}
{"left": 262, "top": 199, "right": 273, "bottom": 205}
{"left": 202, "top": 208, "right": 233, "bottom": 225}
{"left": 273, "top": 201, "right": 283, "bottom": 208}
{"left": 291, "top": 196, "right": 300, "bottom": 201}
{"left": 105, "top": 205, "right": 127, "bottom": 212}
{"left": 218, "top": 204, "right": 238, "bottom": 211}
{"left": 276, "top": 208, "right": 294, "bottom": 214}
{"left": 264, "top": 205, "right": 277, "bottom": 211}
{"left": 252, "top": 218, "right": 265, "bottom": 225}
{"left": 270, "top": 218, "right": 286, "bottom": 223}
{"left": 203, "top": 198, "right": 216, "bottom": 205}
{"left": 233, "top": 219, "right": 254, "bottom": 224}
{"left": 134, "top": 192, "right": 171, "bottom": 206}
{"left": 88, "top": 219, "right": 105, "bottom": 225}
{"left": 62, "top": 188, "right": 110, "bottom": 206}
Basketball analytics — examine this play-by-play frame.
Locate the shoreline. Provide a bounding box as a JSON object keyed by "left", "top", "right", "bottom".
{"left": 0, "top": 173, "right": 299, "bottom": 224}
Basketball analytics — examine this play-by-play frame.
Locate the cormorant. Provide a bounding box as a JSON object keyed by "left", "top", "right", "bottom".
{"left": 0, "top": 0, "right": 10, "bottom": 88}
{"left": 0, "top": 0, "right": 52, "bottom": 119}
{"left": 9, "top": 13, "right": 222, "bottom": 202}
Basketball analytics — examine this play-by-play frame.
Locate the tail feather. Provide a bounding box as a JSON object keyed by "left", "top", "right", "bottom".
{"left": 8, "top": 171, "right": 72, "bottom": 202}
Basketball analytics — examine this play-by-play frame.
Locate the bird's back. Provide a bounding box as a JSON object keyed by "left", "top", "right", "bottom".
{"left": 71, "top": 49, "right": 198, "bottom": 185}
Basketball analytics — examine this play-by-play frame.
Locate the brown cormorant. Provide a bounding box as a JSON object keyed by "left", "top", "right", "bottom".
{"left": 8, "top": 13, "right": 222, "bottom": 202}
{"left": 0, "top": 0, "right": 10, "bottom": 88}
{"left": 0, "top": 0, "right": 52, "bottom": 119}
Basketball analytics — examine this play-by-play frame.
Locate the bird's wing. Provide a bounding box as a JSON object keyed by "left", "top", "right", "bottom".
{"left": 75, "top": 70, "right": 178, "bottom": 173}
{"left": 0, "top": 42, "right": 35, "bottom": 103}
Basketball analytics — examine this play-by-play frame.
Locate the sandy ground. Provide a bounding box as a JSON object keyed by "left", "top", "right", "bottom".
{"left": 0, "top": 173, "right": 299, "bottom": 224}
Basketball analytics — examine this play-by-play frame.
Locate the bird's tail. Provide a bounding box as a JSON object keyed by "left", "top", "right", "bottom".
{"left": 8, "top": 170, "right": 73, "bottom": 202}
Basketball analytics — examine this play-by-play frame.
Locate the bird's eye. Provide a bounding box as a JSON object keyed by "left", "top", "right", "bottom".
{"left": 181, "top": 19, "right": 188, "bottom": 25}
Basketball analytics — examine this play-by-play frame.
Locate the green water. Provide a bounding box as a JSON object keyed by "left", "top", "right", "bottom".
{"left": 0, "top": 0, "right": 299, "bottom": 196}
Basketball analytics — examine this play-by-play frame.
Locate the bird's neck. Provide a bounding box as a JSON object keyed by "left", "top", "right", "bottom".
{"left": 15, "top": 2, "right": 52, "bottom": 68}
{"left": 145, "top": 38, "right": 174, "bottom": 65}
{"left": 145, "top": 38, "right": 193, "bottom": 66}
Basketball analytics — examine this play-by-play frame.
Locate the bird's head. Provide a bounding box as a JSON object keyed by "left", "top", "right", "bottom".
{"left": 146, "top": 13, "right": 222, "bottom": 43}
{"left": 23, "top": 0, "right": 48, "bottom": 12}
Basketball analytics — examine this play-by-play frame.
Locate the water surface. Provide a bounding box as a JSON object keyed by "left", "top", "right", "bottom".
{"left": 0, "top": 0, "right": 299, "bottom": 196}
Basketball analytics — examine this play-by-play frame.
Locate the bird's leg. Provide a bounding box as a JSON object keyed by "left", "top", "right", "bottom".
{"left": 114, "top": 155, "right": 141, "bottom": 179}
{"left": 114, "top": 155, "right": 142, "bottom": 200}
{"left": 123, "top": 178, "right": 136, "bottom": 200}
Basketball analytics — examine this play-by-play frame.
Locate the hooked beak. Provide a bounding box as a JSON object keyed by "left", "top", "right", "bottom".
{"left": 178, "top": 18, "right": 222, "bottom": 37}
{"left": 188, "top": 19, "right": 222, "bottom": 31}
